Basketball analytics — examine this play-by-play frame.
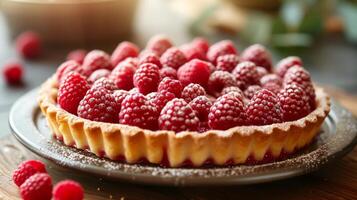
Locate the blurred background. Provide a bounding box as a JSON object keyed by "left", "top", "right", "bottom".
{"left": 0, "top": 0, "right": 357, "bottom": 135}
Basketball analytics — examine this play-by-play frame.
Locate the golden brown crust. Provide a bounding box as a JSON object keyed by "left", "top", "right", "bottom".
{"left": 38, "top": 76, "right": 330, "bottom": 167}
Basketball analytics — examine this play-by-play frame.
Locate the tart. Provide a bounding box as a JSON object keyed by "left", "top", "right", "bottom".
{"left": 38, "top": 36, "right": 330, "bottom": 167}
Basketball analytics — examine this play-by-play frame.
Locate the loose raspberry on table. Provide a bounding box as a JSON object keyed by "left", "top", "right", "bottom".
{"left": 53, "top": 180, "right": 84, "bottom": 200}
{"left": 260, "top": 74, "right": 282, "bottom": 86}
{"left": 16, "top": 31, "right": 42, "bottom": 59}
{"left": 221, "top": 86, "right": 244, "bottom": 98}
{"left": 232, "top": 61, "right": 260, "bottom": 90}
{"left": 246, "top": 89, "right": 283, "bottom": 125}
{"left": 181, "top": 83, "right": 206, "bottom": 102}
{"left": 139, "top": 51, "right": 162, "bottom": 68}
{"left": 180, "top": 44, "right": 206, "bottom": 61}
{"left": 207, "top": 71, "right": 237, "bottom": 97}
{"left": 119, "top": 93, "right": 159, "bottom": 130}
{"left": 276, "top": 56, "right": 302, "bottom": 77}
{"left": 177, "top": 59, "right": 211, "bottom": 87}
{"left": 158, "top": 77, "right": 183, "bottom": 97}
{"left": 150, "top": 90, "right": 176, "bottom": 111}
{"left": 2, "top": 61, "right": 23, "bottom": 85}
{"left": 159, "top": 98, "right": 199, "bottom": 132}
{"left": 77, "top": 86, "right": 120, "bottom": 123}
{"left": 82, "top": 50, "right": 112, "bottom": 76}
{"left": 12, "top": 163, "right": 37, "bottom": 187}
{"left": 207, "top": 40, "right": 237, "bottom": 64}
{"left": 58, "top": 72, "right": 90, "bottom": 115}
{"left": 216, "top": 54, "right": 239, "bottom": 72}
{"left": 111, "top": 41, "right": 139, "bottom": 67}
{"left": 160, "top": 47, "right": 187, "bottom": 69}
{"left": 21, "top": 160, "right": 46, "bottom": 173}
{"left": 278, "top": 84, "right": 311, "bottom": 121}
{"left": 146, "top": 35, "right": 173, "bottom": 56}
{"left": 244, "top": 85, "right": 262, "bottom": 99}
{"left": 20, "top": 173, "right": 52, "bottom": 200}
{"left": 133, "top": 63, "right": 161, "bottom": 94}
{"left": 263, "top": 82, "right": 281, "bottom": 94}
{"left": 87, "top": 69, "right": 111, "bottom": 84}
{"left": 159, "top": 67, "right": 177, "bottom": 80}
{"left": 191, "top": 37, "right": 210, "bottom": 53}
{"left": 109, "top": 59, "right": 136, "bottom": 90}
{"left": 56, "top": 61, "right": 84, "bottom": 83}
{"left": 66, "top": 49, "right": 87, "bottom": 64}
{"left": 91, "top": 77, "right": 118, "bottom": 91}
{"left": 240, "top": 44, "right": 272, "bottom": 72}
{"left": 208, "top": 92, "right": 246, "bottom": 130}
{"left": 189, "top": 95, "right": 212, "bottom": 122}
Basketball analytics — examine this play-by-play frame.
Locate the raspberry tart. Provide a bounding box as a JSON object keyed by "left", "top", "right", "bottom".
{"left": 38, "top": 36, "right": 330, "bottom": 167}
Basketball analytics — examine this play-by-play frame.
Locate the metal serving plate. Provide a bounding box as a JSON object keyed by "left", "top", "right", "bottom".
{"left": 9, "top": 89, "right": 357, "bottom": 186}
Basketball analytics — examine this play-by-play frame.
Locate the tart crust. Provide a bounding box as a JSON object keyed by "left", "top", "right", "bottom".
{"left": 38, "top": 76, "right": 330, "bottom": 167}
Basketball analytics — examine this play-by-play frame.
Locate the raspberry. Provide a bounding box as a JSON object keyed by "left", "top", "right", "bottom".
{"left": 2, "top": 61, "right": 23, "bottom": 85}
{"left": 189, "top": 96, "right": 212, "bottom": 121}
{"left": 20, "top": 173, "right": 52, "bottom": 200}
{"left": 77, "top": 86, "right": 120, "bottom": 123}
{"left": 53, "top": 180, "right": 84, "bottom": 200}
{"left": 109, "top": 59, "right": 136, "bottom": 90}
{"left": 58, "top": 72, "right": 90, "bottom": 115}
{"left": 177, "top": 59, "right": 211, "bottom": 87}
{"left": 16, "top": 31, "right": 41, "bottom": 59}
{"left": 160, "top": 47, "right": 187, "bottom": 69}
{"left": 146, "top": 92, "right": 158, "bottom": 101}
{"left": 232, "top": 61, "right": 260, "bottom": 90}
{"left": 221, "top": 86, "right": 244, "bottom": 98}
{"left": 133, "top": 63, "right": 160, "bottom": 94}
{"left": 82, "top": 50, "right": 112, "bottom": 76}
{"left": 87, "top": 69, "right": 110, "bottom": 84}
{"left": 244, "top": 85, "right": 262, "bottom": 99}
{"left": 263, "top": 82, "right": 281, "bottom": 94}
{"left": 207, "top": 71, "right": 237, "bottom": 97}
{"left": 181, "top": 83, "right": 206, "bottom": 102}
{"left": 276, "top": 56, "right": 302, "bottom": 77}
{"left": 159, "top": 67, "right": 177, "bottom": 80}
{"left": 283, "top": 66, "right": 316, "bottom": 108}
{"left": 151, "top": 90, "right": 176, "bottom": 111}
{"left": 208, "top": 93, "right": 246, "bottom": 130}
{"left": 216, "top": 54, "right": 239, "bottom": 72}
{"left": 207, "top": 40, "right": 237, "bottom": 64}
{"left": 56, "top": 61, "right": 83, "bottom": 83}
{"left": 180, "top": 44, "right": 206, "bottom": 61}
{"left": 146, "top": 35, "right": 173, "bottom": 56}
{"left": 191, "top": 37, "right": 210, "bottom": 53}
{"left": 246, "top": 89, "right": 283, "bottom": 125}
{"left": 240, "top": 44, "right": 272, "bottom": 71}
{"left": 12, "top": 163, "right": 37, "bottom": 187}
{"left": 119, "top": 93, "right": 159, "bottom": 130}
{"left": 66, "top": 49, "right": 87, "bottom": 64}
{"left": 21, "top": 160, "right": 46, "bottom": 173}
{"left": 158, "top": 77, "right": 183, "bottom": 97}
{"left": 91, "top": 77, "right": 118, "bottom": 91}
{"left": 278, "top": 84, "right": 311, "bottom": 121}
{"left": 128, "top": 87, "right": 139, "bottom": 94}
{"left": 198, "top": 122, "right": 210, "bottom": 133}
{"left": 159, "top": 98, "right": 199, "bottom": 132}
{"left": 111, "top": 41, "right": 139, "bottom": 66}
{"left": 260, "top": 74, "right": 282, "bottom": 86}
{"left": 256, "top": 66, "right": 268, "bottom": 79}
{"left": 139, "top": 51, "right": 162, "bottom": 68}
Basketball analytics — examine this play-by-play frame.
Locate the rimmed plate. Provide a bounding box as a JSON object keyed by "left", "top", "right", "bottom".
{"left": 9, "top": 89, "right": 357, "bottom": 186}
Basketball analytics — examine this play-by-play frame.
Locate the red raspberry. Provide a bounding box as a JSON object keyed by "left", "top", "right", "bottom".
{"left": 53, "top": 180, "right": 84, "bottom": 200}
{"left": 221, "top": 86, "right": 244, "bottom": 98}
{"left": 208, "top": 93, "right": 246, "bottom": 130}
{"left": 207, "top": 71, "right": 237, "bottom": 97}
{"left": 58, "top": 72, "right": 90, "bottom": 115}
{"left": 216, "top": 54, "right": 239, "bottom": 72}
{"left": 66, "top": 49, "right": 87, "bottom": 64}
{"left": 87, "top": 69, "right": 110, "bottom": 84}
{"left": 158, "top": 77, "right": 183, "bottom": 97}
{"left": 22, "top": 160, "right": 46, "bottom": 173}
{"left": 111, "top": 41, "right": 139, "bottom": 67}
{"left": 177, "top": 59, "right": 211, "bottom": 87}
{"left": 77, "top": 86, "right": 119, "bottom": 123}
{"left": 146, "top": 92, "right": 158, "bottom": 101}
{"left": 16, "top": 31, "right": 42, "bottom": 59}
{"left": 113, "top": 90, "right": 128, "bottom": 112}
{"left": 232, "top": 61, "right": 260, "bottom": 90}
{"left": 159, "top": 98, "right": 199, "bottom": 132}
{"left": 133, "top": 63, "right": 160, "bottom": 94}
{"left": 82, "top": 50, "right": 112, "bottom": 76}
{"left": 139, "top": 51, "right": 162, "bottom": 68}
{"left": 207, "top": 40, "right": 237, "bottom": 64}
{"left": 12, "top": 163, "right": 37, "bottom": 187}
{"left": 283, "top": 66, "right": 316, "bottom": 108}
{"left": 160, "top": 47, "right": 187, "bottom": 69}
{"left": 109, "top": 59, "right": 136, "bottom": 90}
{"left": 198, "top": 122, "right": 210, "bottom": 133}
{"left": 20, "top": 173, "right": 52, "bottom": 200}
{"left": 256, "top": 66, "right": 268, "bottom": 79}
{"left": 128, "top": 87, "right": 139, "bottom": 94}
{"left": 180, "top": 44, "right": 206, "bottom": 61}
{"left": 2, "top": 61, "right": 23, "bottom": 85}
{"left": 191, "top": 37, "right": 210, "bottom": 53}
{"left": 241, "top": 44, "right": 272, "bottom": 72}
{"left": 119, "top": 93, "right": 159, "bottom": 130}
{"left": 159, "top": 67, "right": 177, "bottom": 80}
{"left": 189, "top": 95, "right": 212, "bottom": 121}
{"left": 260, "top": 74, "right": 282, "bottom": 86}
{"left": 263, "top": 82, "right": 281, "bottom": 94}
{"left": 56, "top": 61, "right": 84, "bottom": 83}
{"left": 181, "top": 83, "right": 206, "bottom": 102}
{"left": 92, "top": 77, "right": 118, "bottom": 91}
{"left": 151, "top": 90, "right": 176, "bottom": 111}
{"left": 278, "top": 84, "right": 311, "bottom": 121}
{"left": 146, "top": 35, "right": 173, "bottom": 56}
{"left": 244, "top": 85, "right": 262, "bottom": 99}
{"left": 246, "top": 89, "right": 283, "bottom": 125}
{"left": 276, "top": 56, "right": 302, "bottom": 77}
